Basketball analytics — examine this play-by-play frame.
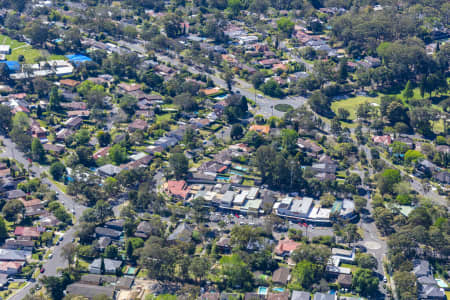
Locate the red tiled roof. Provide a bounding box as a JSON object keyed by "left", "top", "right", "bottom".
{"left": 167, "top": 180, "right": 190, "bottom": 199}
{"left": 274, "top": 239, "right": 300, "bottom": 255}
{"left": 14, "top": 227, "right": 40, "bottom": 238}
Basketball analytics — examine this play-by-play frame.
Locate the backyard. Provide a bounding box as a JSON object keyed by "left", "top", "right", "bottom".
{"left": 0, "top": 34, "right": 66, "bottom": 62}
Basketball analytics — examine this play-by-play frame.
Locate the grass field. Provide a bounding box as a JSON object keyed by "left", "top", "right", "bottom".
{"left": 331, "top": 95, "right": 381, "bottom": 120}
{"left": 0, "top": 34, "right": 67, "bottom": 63}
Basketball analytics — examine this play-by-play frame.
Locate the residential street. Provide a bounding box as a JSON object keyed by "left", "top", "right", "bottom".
{"left": 1, "top": 136, "right": 88, "bottom": 300}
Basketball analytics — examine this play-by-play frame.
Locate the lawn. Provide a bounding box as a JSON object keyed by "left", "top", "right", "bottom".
{"left": 0, "top": 34, "right": 67, "bottom": 63}
{"left": 331, "top": 95, "right": 381, "bottom": 121}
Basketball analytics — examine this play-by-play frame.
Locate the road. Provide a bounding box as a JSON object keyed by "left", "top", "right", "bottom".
{"left": 0, "top": 136, "right": 88, "bottom": 300}
{"left": 116, "top": 39, "right": 308, "bottom": 118}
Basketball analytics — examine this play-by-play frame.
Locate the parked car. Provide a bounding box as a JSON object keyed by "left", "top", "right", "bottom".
{"left": 40, "top": 268, "right": 45, "bottom": 273}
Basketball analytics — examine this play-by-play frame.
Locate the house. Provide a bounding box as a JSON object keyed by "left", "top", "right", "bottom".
{"left": 311, "top": 163, "right": 336, "bottom": 174}
{"left": 64, "top": 117, "right": 83, "bottom": 129}
{"left": 337, "top": 274, "right": 352, "bottom": 288}
{"left": 297, "top": 138, "right": 322, "bottom": 155}
{"left": 43, "top": 143, "right": 65, "bottom": 155}
{"left": 216, "top": 236, "right": 231, "bottom": 253}
{"left": 97, "top": 164, "right": 122, "bottom": 177}
{"left": 434, "top": 171, "right": 450, "bottom": 184}
{"left": 128, "top": 119, "right": 148, "bottom": 132}
{"left": 167, "top": 223, "right": 193, "bottom": 242}
{"left": 0, "top": 261, "right": 23, "bottom": 275}
{"left": 313, "top": 293, "right": 335, "bottom": 300}
{"left": 249, "top": 125, "right": 270, "bottom": 135}
{"left": 0, "top": 45, "right": 10, "bottom": 54}
{"left": 105, "top": 219, "right": 125, "bottom": 231}
{"left": 39, "top": 214, "right": 60, "bottom": 227}
{"left": 418, "top": 282, "right": 446, "bottom": 300}
{"left": 415, "top": 160, "right": 437, "bottom": 178}
{"left": 60, "top": 79, "right": 80, "bottom": 88}
{"left": 61, "top": 102, "right": 87, "bottom": 110}
{"left": 395, "top": 136, "right": 414, "bottom": 149}
{"left": 117, "top": 83, "right": 142, "bottom": 93}
{"left": 200, "top": 292, "right": 220, "bottom": 300}
{"left": 20, "top": 198, "right": 45, "bottom": 216}
{"left": 244, "top": 293, "right": 266, "bottom": 300}
{"left": 166, "top": 180, "right": 190, "bottom": 200}
{"left": 3, "top": 239, "right": 34, "bottom": 251}
{"left": 14, "top": 227, "right": 41, "bottom": 239}
{"left": 80, "top": 274, "right": 102, "bottom": 285}
{"left": 6, "top": 189, "right": 26, "bottom": 200}
{"left": 67, "top": 110, "right": 90, "bottom": 118}
{"left": 56, "top": 128, "right": 74, "bottom": 141}
{"left": 372, "top": 135, "right": 392, "bottom": 146}
{"left": 274, "top": 239, "right": 300, "bottom": 257}
{"left": 272, "top": 267, "right": 290, "bottom": 285}
{"left": 93, "top": 147, "right": 110, "bottom": 160}
{"left": 95, "top": 227, "right": 121, "bottom": 240}
{"left": 154, "top": 136, "right": 178, "bottom": 149}
{"left": 31, "top": 121, "right": 47, "bottom": 139}
{"left": 267, "top": 292, "right": 290, "bottom": 300}
{"left": 89, "top": 258, "right": 122, "bottom": 274}
{"left": 413, "top": 259, "right": 432, "bottom": 278}
{"left": 135, "top": 221, "right": 153, "bottom": 239}
{"left": 116, "top": 276, "right": 134, "bottom": 290}
{"left": 96, "top": 236, "right": 111, "bottom": 251}
{"left": 291, "top": 291, "right": 311, "bottom": 300}
{"left": 0, "top": 249, "right": 30, "bottom": 261}
{"left": 65, "top": 283, "right": 115, "bottom": 299}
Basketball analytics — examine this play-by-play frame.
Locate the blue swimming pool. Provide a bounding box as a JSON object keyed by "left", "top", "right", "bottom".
{"left": 257, "top": 287, "right": 268, "bottom": 295}
{"left": 273, "top": 287, "right": 284, "bottom": 292}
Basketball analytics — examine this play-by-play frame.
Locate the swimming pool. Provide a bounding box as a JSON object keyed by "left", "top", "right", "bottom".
{"left": 229, "top": 170, "right": 245, "bottom": 176}
{"left": 257, "top": 287, "right": 268, "bottom": 295}
{"left": 233, "top": 165, "right": 248, "bottom": 172}
{"left": 216, "top": 176, "right": 230, "bottom": 182}
{"left": 273, "top": 287, "right": 284, "bottom": 292}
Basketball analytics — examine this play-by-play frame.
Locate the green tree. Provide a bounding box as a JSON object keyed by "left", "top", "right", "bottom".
{"left": 403, "top": 80, "right": 414, "bottom": 101}
{"left": 0, "top": 216, "right": 8, "bottom": 242}
{"left": 404, "top": 150, "right": 423, "bottom": 165}
{"left": 40, "top": 276, "right": 65, "bottom": 300}
{"left": 169, "top": 152, "right": 189, "bottom": 179}
{"left": 2, "top": 199, "right": 24, "bottom": 223}
{"left": 277, "top": 17, "right": 295, "bottom": 37}
{"left": 228, "top": 0, "right": 241, "bottom": 16}
{"left": 50, "top": 161, "right": 66, "bottom": 181}
{"left": 31, "top": 138, "right": 45, "bottom": 162}
{"left": 48, "top": 87, "right": 61, "bottom": 112}
{"left": 355, "top": 253, "right": 377, "bottom": 270}
{"left": 230, "top": 124, "right": 244, "bottom": 140}
{"left": 393, "top": 271, "right": 418, "bottom": 300}
{"left": 377, "top": 169, "right": 401, "bottom": 195}
{"left": 94, "top": 200, "right": 113, "bottom": 224}
{"left": 105, "top": 244, "right": 118, "bottom": 259}
{"left": 281, "top": 129, "right": 298, "bottom": 153}
{"left": 60, "top": 243, "right": 76, "bottom": 267}
{"left": 97, "top": 131, "right": 111, "bottom": 147}
{"left": 109, "top": 144, "right": 128, "bottom": 165}
{"left": 126, "top": 240, "right": 134, "bottom": 260}
{"left": 189, "top": 256, "right": 210, "bottom": 282}
{"left": 290, "top": 260, "right": 319, "bottom": 289}
{"left": 352, "top": 268, "right": 379, "bottom": 296}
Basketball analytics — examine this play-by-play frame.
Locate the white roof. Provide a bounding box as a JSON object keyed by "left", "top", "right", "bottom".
{"left": 291, "top": 198, "right": 313, "bottom": 215}
{"left": 308, "top": 205, "right": 331, "bottom": 219}
{"left": 247, "top": 187, "right": 259, "bottom": 199}
{"left": 0, "top": 45, "right": 10, "bottom": 51}
{"left": 233, "top": 191, "right": 248, "bottom": 206}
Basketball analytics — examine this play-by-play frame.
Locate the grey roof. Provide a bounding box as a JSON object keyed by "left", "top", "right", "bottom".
{"left": 6, "top": 189, "right": 26, "bottom": 199}
{"left": 413, "top": 259, "right": 430, "bottom": 277}
{"left": 90, "top": 258, "right": 122, "bottom": 272}
{"left": 96, "top": 236, "right": 111, "bottom": 249}
{"left": 313, "top": 293, "right": 335, "bottom": 300}
{"left": 116, "top": 276, "right": 134, "bottom": 289}
{"left": 291, "top": 291, "right": 310, "bottom": 300}
{"left": 66, "top": 283, "right": 115, "bottom": 299}
{"left": 80, "top": 274, "right": 102, "bottom": 285}
{"left": 95, "top": 227, "right": 121, "bottom": 239}
{"left": 168, "top": 223, "right": 193, "bottom": 242}
{"left": 0, "top": 249, "right": 30, "bottom": 261}
{"left": 272, "top": 267, "right": 290, "bottom": 285}
{"left": 420, "top": 284, "right": 445, "bottom": 299}
{"left": 97, "top": 164, "right": 122, "bottom": 176}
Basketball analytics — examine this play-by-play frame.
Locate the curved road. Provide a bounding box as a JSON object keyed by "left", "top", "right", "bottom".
{"left": 1, "top": 136, "right": 88, "bottom": 300}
